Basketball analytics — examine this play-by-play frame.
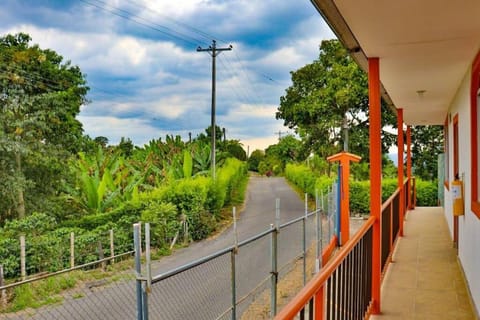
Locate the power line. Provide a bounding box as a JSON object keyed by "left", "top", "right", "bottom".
{"left": 118, "top": 0, "right": 281, "bottom": 102}
{"left": 79, "top": 0, "right": 202, "bottom": 48}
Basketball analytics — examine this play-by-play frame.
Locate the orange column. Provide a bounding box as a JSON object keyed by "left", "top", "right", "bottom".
{"left": 397, "top": 109, "right": 404, "bottom": 237}
{"left": 406, "top": 126, "right": 412, "bottom": 209}
{"left": 368, "top": 57, "right": 382, "bottom": 314}
{"left": 327, "top": 152, "right": 361, "bottom": 246}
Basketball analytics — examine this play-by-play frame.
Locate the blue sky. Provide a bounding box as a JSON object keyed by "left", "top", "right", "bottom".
{"left": 1, "top": 0, "right": 335, "bottom": 151}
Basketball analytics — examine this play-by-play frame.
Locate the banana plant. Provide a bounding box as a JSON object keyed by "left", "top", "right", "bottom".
{"left": 68, "top": 146, "right": 144, "bottom": 214}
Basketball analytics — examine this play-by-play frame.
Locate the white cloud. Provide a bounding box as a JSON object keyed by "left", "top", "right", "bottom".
{"left": 78, "top": 115, "right": 166, "bottom": 146}
{"left": 0, "top": 0, "right": 336, "bottom": 148}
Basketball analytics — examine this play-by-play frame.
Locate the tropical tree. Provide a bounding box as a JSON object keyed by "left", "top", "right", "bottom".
{"left": 247, "top": 149, "right": 265, "bottom": 172}
{"left": 67, "top": 146, "right": 143, "bottom": 215}
{"left": 0, "top": 33, "right": 88, "bottom": 220}
{"left": 276, "top": 39, "right": 396, "bottom": 160}
{"left": 411, "top": 125, "right": 443, "bottom": 181}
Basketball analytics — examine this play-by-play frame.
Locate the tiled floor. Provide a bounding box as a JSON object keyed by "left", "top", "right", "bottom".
{"left": 371, "top": 207, "right": 477, "bottom": 320}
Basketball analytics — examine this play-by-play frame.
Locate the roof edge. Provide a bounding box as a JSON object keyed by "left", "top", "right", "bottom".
{"left": 310, "top": 0, "right": 396, "bottom": 113}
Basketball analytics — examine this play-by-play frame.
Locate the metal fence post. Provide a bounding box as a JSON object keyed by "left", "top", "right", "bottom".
{"left": 20, "top": 235, "right": 26, "bottom": 281}
{"left": 144, "top": 223, "right": 151, "bottom": 320}
{"left": 303, "top": 193, "right": 307, "bottom": 286}
{"left": 315, "top": 189, "right": 322, "bottom": 273}
{"left": 231, "top": 207, "right": 238, "bottom": 320}
{"left": 271, "top": 198, "right": 280, "bottom": 317}
{"left": 0, "top": 264, "right": 6, "bottom": 307}
{"left": 134, "top": 223, "right": 143, "bottom": 320}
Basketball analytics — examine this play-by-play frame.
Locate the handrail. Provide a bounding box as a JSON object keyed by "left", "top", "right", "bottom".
{"left": 274, "top": 216, "right": 376, "bottom": 319}
{"left": 381, "top": 186, "right": 401, "bottom": 212}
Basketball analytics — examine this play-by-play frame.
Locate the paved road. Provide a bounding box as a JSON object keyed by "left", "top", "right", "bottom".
{"left": 147, "top": 176, "right": 314, "bottom": 319}
{"left": 3, "top": 176, "right": 313, "bottom": 320}
{"left": 151, "top": 176, "right": 307, "bottom": 275}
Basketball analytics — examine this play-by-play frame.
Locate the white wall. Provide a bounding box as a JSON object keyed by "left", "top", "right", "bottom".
{"left": 445, "top": 66, "right": 480, "bottom": 315}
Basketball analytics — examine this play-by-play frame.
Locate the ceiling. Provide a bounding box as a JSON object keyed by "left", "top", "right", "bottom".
{"left": 311, "top": 0, "right": 480, "bottom": 125}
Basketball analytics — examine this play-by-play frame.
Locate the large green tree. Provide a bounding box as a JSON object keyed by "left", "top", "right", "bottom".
{"left": 0, "top": 33, "right": 88, "bottom": 220}
{"left": 411, "top": 125, "right": 443, "bottom": 181}
{"left": 276, "top": 39, "right": 396, "bottom": 160}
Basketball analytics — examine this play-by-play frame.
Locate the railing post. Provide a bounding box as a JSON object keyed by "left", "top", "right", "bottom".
{"left": 134, "top": 223, "right": 143, "bottom": 320}
{"left": 390, "top": 203, "right": 393, "bottom": 258}
{"left": 271, "top": 198, "right": 280, "bottom": 317}
{"left": 412, "top": 177, "right": 417, "bottom": 208}
{"left": 231, "top": 207, "right": 238, "bottom": 320}
{"left": 20, "top": 235, "right": 26, "bottom": 281}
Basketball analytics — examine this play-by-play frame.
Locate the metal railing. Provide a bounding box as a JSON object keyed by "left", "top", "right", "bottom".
{"left": 134, "top": 189, "right": 339, "bottom": 320}
{"left": 274, "top": 178, "right": 414, "bottom": 320}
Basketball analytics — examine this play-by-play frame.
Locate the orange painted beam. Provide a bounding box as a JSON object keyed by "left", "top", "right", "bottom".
{"left": 406, "top": 126, "right": 412, "bottom": 209}
{"left": 368, "top": 57, "right": 382, "bottom": 315}
{"left": 397, "top": 109, "right": 405, "bottom": 237}
{"left": 327, "top": 152, "right": 361, "bottom": 245}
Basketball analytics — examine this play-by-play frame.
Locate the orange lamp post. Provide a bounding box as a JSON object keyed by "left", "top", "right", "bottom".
{"left": 327, "top": 151, "right": 361, "bottom": 246}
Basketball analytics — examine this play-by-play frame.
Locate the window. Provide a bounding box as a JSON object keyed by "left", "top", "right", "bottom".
{"left": 471, "top": 51, "right": 480, "bottom": 218}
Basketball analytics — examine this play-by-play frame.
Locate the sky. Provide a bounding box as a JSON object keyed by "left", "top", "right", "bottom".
{"left": 0, "top": 0, "right": 335, "bottom": 152}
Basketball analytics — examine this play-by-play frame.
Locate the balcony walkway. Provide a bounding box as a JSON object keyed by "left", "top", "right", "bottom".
{"left": 371, "top": 207, "right": 476, "bottom": 320}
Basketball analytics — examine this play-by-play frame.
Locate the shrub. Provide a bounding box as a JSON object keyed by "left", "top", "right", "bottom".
{"left": 415, "top": 179, "right": 438, "bottom": 206}
{"left": 285, "top": 163, "right": 318, "bottom": 196}
{"left": 350, "top": 181, "right": 371, "bottom": 214}
{"left": 141, "top": 202, "right": 179, "bottom": 248}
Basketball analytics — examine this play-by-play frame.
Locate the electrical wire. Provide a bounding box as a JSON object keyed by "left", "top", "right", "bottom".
{"left": 79, "top": 0, "right": 203, "bottom": 48}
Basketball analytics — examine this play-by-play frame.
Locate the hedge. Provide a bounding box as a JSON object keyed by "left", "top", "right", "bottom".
{"left": 285, "top": 163, "right": 438, "bottom": 215}
{"left": 0, "top": 158, "right": 248, "bottom": 278}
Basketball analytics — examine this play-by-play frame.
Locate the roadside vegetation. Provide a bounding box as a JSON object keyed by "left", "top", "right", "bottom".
{"left": 0, "top": 33, "right": 439, "bottom": 312}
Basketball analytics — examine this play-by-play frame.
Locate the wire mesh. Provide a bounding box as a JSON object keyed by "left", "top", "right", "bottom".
{"left": 148, "top": 251, "right": 231, "bottom": 320}
{"left": 235, "top": 232, "right": 272, "bottom": 319}
{"left": 0, "top": 256, "right": 136, "bottom": 320}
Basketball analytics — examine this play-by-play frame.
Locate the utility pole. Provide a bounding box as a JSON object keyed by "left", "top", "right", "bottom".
{"left": 197, "top": 40, "right": 232, "bottom": 180}
{"left": 274, "top": 130, "right": 287, "bottom": 141}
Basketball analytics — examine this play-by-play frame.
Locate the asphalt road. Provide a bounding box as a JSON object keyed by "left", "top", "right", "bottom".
{"left": 151, "top": 176, "right": 307, "bottom": 275}
{"left": 3, "top": 176, "right": 314, "bottom": 320}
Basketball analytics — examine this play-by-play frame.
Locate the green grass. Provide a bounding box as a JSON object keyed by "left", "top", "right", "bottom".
{"left": 2, "top": 259, "right": 135, "bottom": 314}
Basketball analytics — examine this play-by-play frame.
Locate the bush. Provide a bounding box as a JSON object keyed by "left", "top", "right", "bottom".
{"left": 285, "top": 163, "right": 318, "bottom": 196}
{"left": 145, "top": 158, "right": 248, "bottom": 241}
{"left": 141, "top": 202, "right": 179, "bottom": 248}
{"left": 415, "top": 179, "right": 438, "bottom": 206}
{"left": 350, "top": 181, "right": 371, "bottom": 214}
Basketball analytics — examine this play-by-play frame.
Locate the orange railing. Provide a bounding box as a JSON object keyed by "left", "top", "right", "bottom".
{"left": 275, "top": 179, "right": 412, "bottom": 320}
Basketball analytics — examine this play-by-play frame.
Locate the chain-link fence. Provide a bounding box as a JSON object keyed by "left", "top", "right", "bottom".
{"left": 0, "top": 185, "right": 339, "bottom": 320}
{"left": 0, "top": 252, "right": 136, "bottom": 319}
{"left": 0, "top": 228, "right": 136, "bottom": 320}
{"left": 137, "top": 186, "right": 339, "bottom": 320}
